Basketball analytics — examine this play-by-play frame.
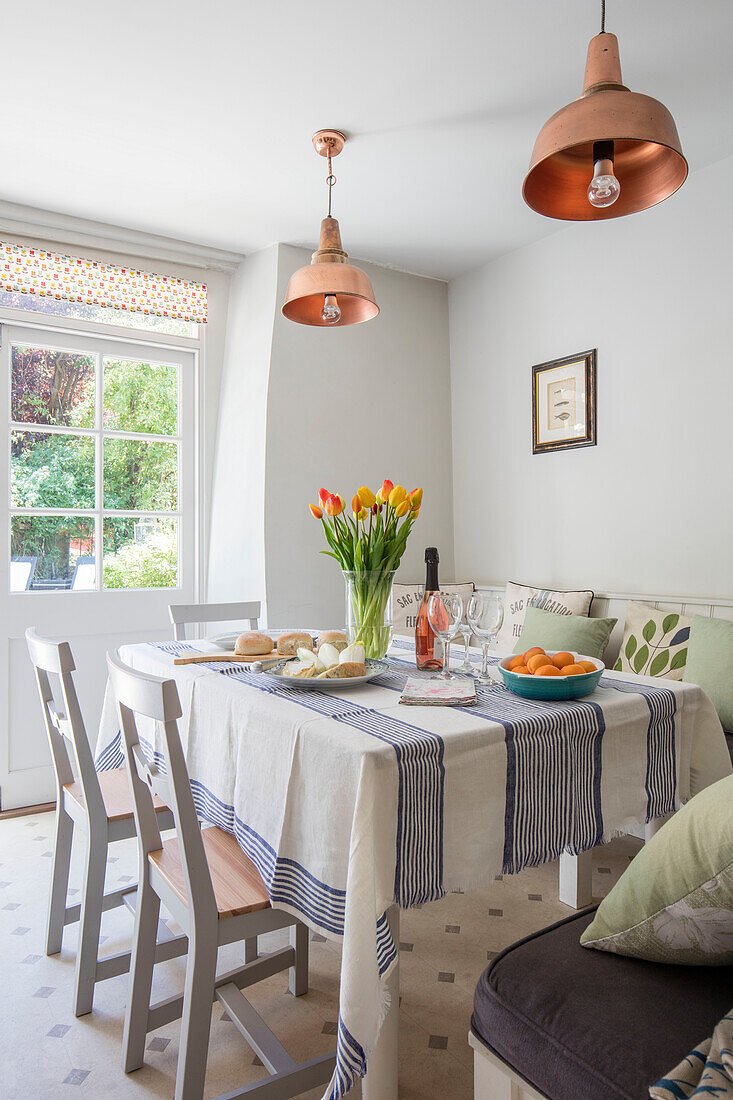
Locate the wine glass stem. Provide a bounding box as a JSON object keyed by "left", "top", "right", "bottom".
{"left": 462, "top": 631, "right": 471, "bottom": 666}
{"left": 482, "top": 641, "right": 490, "bottom": 678}
{"left": 443, "top": 638, "right": 451, "bottom": 678}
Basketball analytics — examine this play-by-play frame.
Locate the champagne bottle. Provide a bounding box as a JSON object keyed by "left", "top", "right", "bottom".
{"left": 415, "top": 547, "right": 442, "bottom": 671}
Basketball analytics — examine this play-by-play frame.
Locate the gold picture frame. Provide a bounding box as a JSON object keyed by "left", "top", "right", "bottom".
{"left": 532, "top": 349, "right": 597, "bottom": 454}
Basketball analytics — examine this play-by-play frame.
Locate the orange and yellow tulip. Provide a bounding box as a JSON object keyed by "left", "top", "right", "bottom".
{"left": 351, "top": 493, "right": 362, "bottom": 514}
{"left": 409, "top": 487, "right": 423, "bottom": 509}
{"left": 358, "top": 485, "right": 377, "bottom": 508}
{"left": 377, "top": 479, "right": 394, "bottom": 505}
{"left": 412, "top": 507, "right": 420, "bottom": 519}
{"left": 388, "top": 484, "right": 407, "bottom": 508}
{"left": 318, "top": 488, "right": 330, "bottom": 506}
{"left": 357, "top": 507, "right": 369, "bottom": 521}
{"left": 325, "top": 494, "right": 344, "bottom": 517}
{"left": 395, "top": 500, "right": 410, "bottom": 517}
{"left": 309, "top": 503, "right": 323, "bottom": 519}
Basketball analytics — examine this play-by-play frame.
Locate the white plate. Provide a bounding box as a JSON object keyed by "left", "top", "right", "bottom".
{"left": 263, "top": 658, "right": 389, "bottom": 689}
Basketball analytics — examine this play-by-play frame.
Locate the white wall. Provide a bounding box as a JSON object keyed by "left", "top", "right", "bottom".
{"left": 449, "top": 154, "right": 733, "bottom": 600}
{"left": 207, "top": 247, "right": 278, "bottom": 610}
{"left": 209, "top": 244, "right": 456, "bottom": 628}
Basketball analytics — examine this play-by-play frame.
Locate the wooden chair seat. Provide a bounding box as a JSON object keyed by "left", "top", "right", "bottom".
{"left": 149, "top": 826, "right": 271, "bottom": 918}
{"left": 64, "top": 767, "right": 168, "bottom": 823}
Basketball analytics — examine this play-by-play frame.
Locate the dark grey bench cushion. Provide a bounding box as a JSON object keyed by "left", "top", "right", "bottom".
{"left": 472, "top": 908, "right": 732, "bottom": 1100}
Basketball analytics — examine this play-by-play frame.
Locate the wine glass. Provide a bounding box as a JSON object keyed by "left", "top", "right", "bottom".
{"left": 453, "top": 594, "right": 478, "bottom": 675}
{"left": 467, "top": 593, "right": 505, "bottom": 685}
{"left": 427, "top": 592, "right": 463, "bottom": 680}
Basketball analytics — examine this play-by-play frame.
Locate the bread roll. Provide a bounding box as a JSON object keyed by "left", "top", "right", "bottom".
{"left": 316, "top": 630, "right": 348, "bottom": 652}
{"left": 317, "top": 662, "right": 366, "bottom": 679}
{"left": 235, "top": 631, "right": 274, "bottom": 656}
{"left": 277, "top": 632, "right": 314, "bottom": 656}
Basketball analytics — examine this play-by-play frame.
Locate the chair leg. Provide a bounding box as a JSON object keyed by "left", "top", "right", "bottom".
{"left": 46, "top": 803, "right": 74, "bottom": 956}
{"left": 123, "top": 876, "right": 162, "bottom": 1073}
{"left": 175, "top": 928, "right": 218, "bottom": 1100}
{"left": 288, "top": 921, "right": 309, "bottom": 997}
{"left": 243, "top": 937, "right": 258, "bottom": 964}
{"left": 73, "top": 827, "right": 108, "bottom": 1016}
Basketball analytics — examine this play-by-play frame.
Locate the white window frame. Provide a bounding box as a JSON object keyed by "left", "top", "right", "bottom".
{"left": 2, "top": 307, "right": 204, "bottom": 601}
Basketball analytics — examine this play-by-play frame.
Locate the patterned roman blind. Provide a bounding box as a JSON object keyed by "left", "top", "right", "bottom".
{"left": 0, "top": 242, "right": 207, "bottom": 323}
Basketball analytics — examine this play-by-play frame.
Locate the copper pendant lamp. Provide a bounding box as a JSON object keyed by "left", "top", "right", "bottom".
{"left": 282, "top": 130, "right": 379, "bottom": 327}
{"left": 523, "top": 0, "right": 687, "bottom": 220}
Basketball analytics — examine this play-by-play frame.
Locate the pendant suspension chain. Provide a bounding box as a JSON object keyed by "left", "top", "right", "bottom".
{"left": 600, "top": 0, "right": 606, "bottom": 33}
{"left": 326, "top": 146, "right": 337, "bottom": 218}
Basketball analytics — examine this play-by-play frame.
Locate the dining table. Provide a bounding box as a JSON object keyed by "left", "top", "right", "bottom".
{"left": 95, "top": 633, "right": 732, "bottom": 1100}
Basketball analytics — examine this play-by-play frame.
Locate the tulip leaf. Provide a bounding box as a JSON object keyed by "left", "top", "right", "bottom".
{"left": 642, "top": 620, "right": 657, "bottom": 643}
{"left": 662, "top": 613, "right": 680, "bottom": 635}
{"left": 670, "top": 648, "right": 688, "bottom": 671}
{"left": 633, "top": 644, "right": 649, "bottom": 674}
{"left": 649, "top": 650, "right": 670, "bottom": 677}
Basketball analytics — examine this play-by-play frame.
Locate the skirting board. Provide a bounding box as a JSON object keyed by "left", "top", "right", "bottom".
{"left": 469, "top": 1031, "right": 548, "bottom": 1100}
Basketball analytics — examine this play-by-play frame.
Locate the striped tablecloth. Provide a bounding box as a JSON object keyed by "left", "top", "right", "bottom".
{"left": 95, "top": 637, "right": 732, "bottom": 1099}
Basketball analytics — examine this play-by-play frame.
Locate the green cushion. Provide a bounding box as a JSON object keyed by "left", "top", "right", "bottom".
{"left": 683, "top": 615, "right": 733, "bottom": 732}
{"left": 513, "top": 605, "right": 617, "bottom": 660}
{"left": 580, "top": 774, "right": 733, "bottom": 964}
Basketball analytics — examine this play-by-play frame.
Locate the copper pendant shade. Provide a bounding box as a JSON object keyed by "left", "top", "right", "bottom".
{"left": 282, "top": 131, "right": 379, "bottom": 327}
{"left": 523, "top": 31, "right": 688, "bottom": 220}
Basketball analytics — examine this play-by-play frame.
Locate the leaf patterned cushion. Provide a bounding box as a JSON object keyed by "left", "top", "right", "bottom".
{"left": 614, "top": 600, "right": 691, "bottom": 680}
{"left": 580, "top": 774, "right": 733, "bottom": 965}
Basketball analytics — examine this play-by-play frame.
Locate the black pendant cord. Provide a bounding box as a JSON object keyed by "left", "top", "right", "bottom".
{"left": 601, "top": 0, "right": 606, "bottom": 33}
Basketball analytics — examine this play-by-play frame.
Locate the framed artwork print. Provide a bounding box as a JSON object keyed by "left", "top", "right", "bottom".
{"left": 532, "top": 348, "right": 597, "bottom": 454}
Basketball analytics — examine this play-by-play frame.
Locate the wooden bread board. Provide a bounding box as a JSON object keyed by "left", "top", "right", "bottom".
{"left": 173, "top": 651, "right": 282, "bottom": 666}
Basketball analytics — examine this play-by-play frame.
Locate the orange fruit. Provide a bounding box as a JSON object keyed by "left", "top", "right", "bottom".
{"left": 534, "top": 664, "right": 562, "bottom": 676}
{"left": 511, "top": 665, "right": 530, "bottom": 675}
{"left": 522, "top": 646, "right": 546, "bottom": 665}
{"left": 578, "top": 660, "right": 597, "bottom": 673}
{"left": 527, "top": 653, "right": 553, "bottom": 674}
{"left": 560, "top": 663, "right": 586, "bottom": 676}
{"left": 507, "top": 655, "right": 525, "bottom": 671}
{"left": 551, "top": 651, "right": 575, "bottom": 670}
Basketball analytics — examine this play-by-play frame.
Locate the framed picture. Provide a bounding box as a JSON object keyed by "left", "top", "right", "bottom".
{"left": 532, "top": 349, "right": 596, "bottom": 454}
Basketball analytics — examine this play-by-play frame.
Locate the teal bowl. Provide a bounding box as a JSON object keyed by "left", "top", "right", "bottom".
{"left": 498, "top": 652, "right": 604, "bottom": 700}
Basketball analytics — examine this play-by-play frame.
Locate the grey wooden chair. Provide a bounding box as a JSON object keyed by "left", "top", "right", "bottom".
{"left": 168, "top": 601, "right": 261, "bottom": 642}
{"left": 107, "top": 650, "right": 336, "bottom": 1100}
{"left": 26, "top": 628, "right": 184, "bottom": 1017}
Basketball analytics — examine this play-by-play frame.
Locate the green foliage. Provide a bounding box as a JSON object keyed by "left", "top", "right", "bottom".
{"left": 103, "top": 525, "right": 177, "bottom": 589}
{"left": 12, "top": 351, "right": 179, "bottom": 586}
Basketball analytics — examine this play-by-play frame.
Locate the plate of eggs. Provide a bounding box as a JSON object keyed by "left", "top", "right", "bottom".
{"left": 263, "top": 631, "right": 388, "bottom": 689}
{"left": 497, "top": 648, "right": 605, "bottom": 700}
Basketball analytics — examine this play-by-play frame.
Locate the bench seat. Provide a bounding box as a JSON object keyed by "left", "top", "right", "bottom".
{"left": 471, "top": 908, "right": 732, "bottom": 1100}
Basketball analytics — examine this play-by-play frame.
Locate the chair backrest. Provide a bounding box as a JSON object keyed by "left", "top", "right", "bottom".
{"left": 168, "top": 600, "right": 260, "bottom": 641}
{"left": 11, "top": 555, "right": 37, "bottom": 591}
{"left": 25, "top": 628, "right": 105, "bottom": 820}
{"left": 106, "top": 650, "right": 217, "bottom": 919}
{"left": 70, "top": 555, "right": 96, "bottom": 591}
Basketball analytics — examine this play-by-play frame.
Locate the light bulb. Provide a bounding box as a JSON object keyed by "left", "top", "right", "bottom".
{"left": 322, "top": 294, "right": 341, "bottom": 324}
{"left": 588, "top": 157, "right": 620, "bottom": 208}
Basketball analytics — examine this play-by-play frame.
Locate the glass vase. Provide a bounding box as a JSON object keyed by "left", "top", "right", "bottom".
{"left": 343, "top": 569, "right": 396, "bottom": 660}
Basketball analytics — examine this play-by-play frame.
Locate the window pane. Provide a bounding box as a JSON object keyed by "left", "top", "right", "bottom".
{"left": 10, "top": 515, "right": 95, "bottom": 591}
{"left": 0, "top": 289, "right": 197, "bottom": 337}
{"left": 11, "top": 430, "right": 95, "bottom": 509}
{"left": 11, "top": 344, "right": 95, "bottom": 428}
{"left": 103, "top": 438, "right": 177, "bottom": 510}
{"left": 103, "top": 517, "right": 178, "bottom": 589}
{"left": 103, "top": 357, "right": 178, "bottom": 435}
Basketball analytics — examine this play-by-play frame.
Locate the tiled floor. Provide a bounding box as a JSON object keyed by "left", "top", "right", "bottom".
{"left": 0, "top": 811, "right": 639, "bottom": 1098}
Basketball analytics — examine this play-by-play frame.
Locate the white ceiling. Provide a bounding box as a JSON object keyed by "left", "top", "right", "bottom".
{"left": 3, "top": 0, "right": 731, "bottom": 280}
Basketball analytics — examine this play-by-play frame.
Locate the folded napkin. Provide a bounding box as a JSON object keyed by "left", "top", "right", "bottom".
{"left": 400, "top": 677, "right": 477, "bottom": 706}
{"left": 650, "top": 1008, "right": 733, "bottom": 1099}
